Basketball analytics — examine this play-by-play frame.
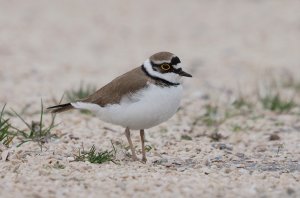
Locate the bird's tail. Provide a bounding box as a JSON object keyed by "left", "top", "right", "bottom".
{"left": 47, "top": 103, "right": 74, "bottom": 113}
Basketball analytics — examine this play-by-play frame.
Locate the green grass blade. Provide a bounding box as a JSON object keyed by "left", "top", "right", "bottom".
{"left": 11, "top": 109, "right": 32, "bottom": 130}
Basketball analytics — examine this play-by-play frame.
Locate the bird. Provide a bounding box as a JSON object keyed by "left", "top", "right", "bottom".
{"left": 47, "top": 52, "right": 192, "bottom": 162}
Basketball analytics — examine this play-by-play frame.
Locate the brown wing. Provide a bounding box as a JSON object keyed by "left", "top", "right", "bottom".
{"left": 82, "top": 67, "right": 150, "bottom": 107}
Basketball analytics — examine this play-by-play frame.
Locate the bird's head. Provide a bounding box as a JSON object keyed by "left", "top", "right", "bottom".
{"left": 143, "top": 52, "right": 192, "bottom": 84}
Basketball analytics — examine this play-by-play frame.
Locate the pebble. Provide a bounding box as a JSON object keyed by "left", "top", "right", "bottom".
{"left": 202, "top": 167, "right": 211, "bottom": 175}
{"left": 212, "top": 143, "right": 233, "bottom": 151}
{"left": 236, "top": 153, "right": 245, "bottom": 158}
{"left": 286, "top": 187, "right": 295, "bottom": 195}
{"left": 212, "top": 156, "right": 223, "bottom": 162}
{"left": 256, "top": 146, "right": 267, "bottom": 152}
{"left": 269, "top": 134, "right": 280, "bottom": 141}
{"left": 67, "top": 157, "right": 75, "bottom": 162}
{"left": 236, "top": 164, "right": 245, "bottom": 168}
{"left": 153, "top": 158, "right": 168, "bottom": 165}
{"left": 1, "top": 150, "right": 9, "bottom": 161}
{"left": 238, "top": 169, "right": 249, "bottom": 174}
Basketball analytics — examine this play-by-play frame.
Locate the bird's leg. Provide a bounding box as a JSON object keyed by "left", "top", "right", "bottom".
{"left": 125, "top": 127, "right": 138, "bottom": 161}
{"left": 140, "top": 129, "right": 147, "bottom": 163}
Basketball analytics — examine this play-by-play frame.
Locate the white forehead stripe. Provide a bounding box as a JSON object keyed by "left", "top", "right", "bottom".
{"left": 143, "top": 59, "right": 182, "bottom": 84}
{"left": 173, "top": 63, "right": 182, "bottom": 69}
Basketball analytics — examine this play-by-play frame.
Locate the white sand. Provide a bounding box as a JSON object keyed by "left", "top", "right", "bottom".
{"left": 0, "top": 1, "right": 300, "bottom": 197}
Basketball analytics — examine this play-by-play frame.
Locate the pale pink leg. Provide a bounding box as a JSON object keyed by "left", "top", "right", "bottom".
{"left": 125, "top": 127, "right": 138, "bottom": 161}
{"left": 140, "top": 129, "right": 147, "bottom": 163}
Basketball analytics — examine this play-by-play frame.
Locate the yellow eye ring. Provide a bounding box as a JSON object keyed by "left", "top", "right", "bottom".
{"left": 161, "top": 64, "right": 171, "bottom": 71}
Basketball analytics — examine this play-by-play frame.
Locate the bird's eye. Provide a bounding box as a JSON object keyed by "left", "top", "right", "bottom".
{"left": 161, "top": 64, "right": 171, "bottom": 71}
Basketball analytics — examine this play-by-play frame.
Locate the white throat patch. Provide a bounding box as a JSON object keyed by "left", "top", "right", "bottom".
{"left": 143, "top": 59, "right": 182, "bottom": 84}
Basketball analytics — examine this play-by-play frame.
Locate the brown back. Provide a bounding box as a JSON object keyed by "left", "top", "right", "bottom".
{"left": 83, "top": 67, "right": 150, "bottom": 107}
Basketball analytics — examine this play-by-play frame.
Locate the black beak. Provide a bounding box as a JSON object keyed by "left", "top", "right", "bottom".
{"left": 178, "top": 69, "right": 192, "bottom": 77}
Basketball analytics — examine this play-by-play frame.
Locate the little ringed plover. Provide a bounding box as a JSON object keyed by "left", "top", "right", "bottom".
{"left": 48, "top": 51, "right": 192, "bottom": 162}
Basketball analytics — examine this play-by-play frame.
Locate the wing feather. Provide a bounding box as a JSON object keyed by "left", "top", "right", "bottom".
{"left": 83, "top": 67, "right": 150, "bottom": 107}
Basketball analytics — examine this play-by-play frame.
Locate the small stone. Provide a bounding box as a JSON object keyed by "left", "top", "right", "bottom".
{"left": 256, "top": 146, "right": 267, "bottom": 152}
{"left": 69, "top": 135, "right": 80, "bottom": 140}
{"left": 269, "top": 134, "right": 280, "bottom": 141}
{"left": 153, "top": 158, "right": 168, "bottom": 165}
{"left": 202, "top": 167, "right": 211, "bottom": 175}
{"left": 205, "top": 159, "right": 211, "bottom": 166}
{"left": 1, "top": 150, "right": 9, "bottom": 161}
{"left": 178, "top": 167, "right": 187, "bottom": 172}
{"left": 236, "top": 153, "right": 245, "bottom": 158}
{"left": 239, "top": 169, "right": 248, "bottom": 174}
{"left": 209, "top": 133, "right": 225, "bottom": 141}
{"left": 181, "top": 135, "right": 192, "bottom": 140}
{"left": 67, "top": 157, "right": 75, "bottom": 162}
{"left": 212, "top": 156, "right": 223, "bottom": 162}
{"left": 236, "top": 164, "right": 245, "bottom": 168}
{"left": 195, "top": 148, "right": 201, "bottom": 154}
{"left": 0, "top": 143, "right": 6, "bottom": 152}
{"left": 212, "top": 143, "right": 233, "bottom": 151}
{"left": 286, "top": 187, "right": 295, "bottom": 195}
{"left": 116, "top": 182, "right": 126, "bottom": 191}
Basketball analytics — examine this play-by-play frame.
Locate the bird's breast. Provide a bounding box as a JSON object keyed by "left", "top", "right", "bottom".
{"left": 98, "top": 84, "right": 183, "bottom": 130}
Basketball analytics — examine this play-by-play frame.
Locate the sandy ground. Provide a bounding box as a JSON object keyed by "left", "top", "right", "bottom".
{"left": 0, "top": 0, "right": 300, "bottom": 197}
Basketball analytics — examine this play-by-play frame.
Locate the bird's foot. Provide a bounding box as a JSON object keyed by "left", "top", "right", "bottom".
{"left": 131, "top": 155, "right": 138, "bottom": 161}
{"left": 141, "top": 157, "right": 147, "bottom": 163}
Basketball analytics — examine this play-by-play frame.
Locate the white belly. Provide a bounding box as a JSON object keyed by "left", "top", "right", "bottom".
{"left": 72, "top": 84, "right": 183, "bottom": 130}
